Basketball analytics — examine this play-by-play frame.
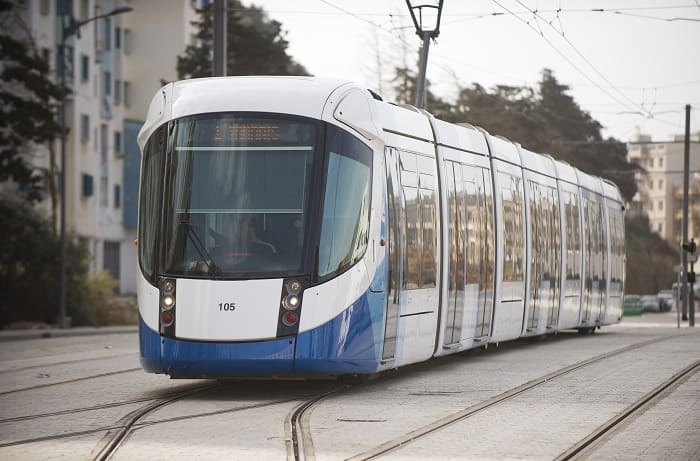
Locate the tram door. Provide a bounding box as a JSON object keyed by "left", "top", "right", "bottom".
{"left": 443, "top": 161, "right": 494, "bottom": 346}
{"left": 382, "top": 148, "right": 401, "bottom": 360}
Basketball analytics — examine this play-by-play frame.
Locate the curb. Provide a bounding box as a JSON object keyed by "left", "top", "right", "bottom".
{"left": 0, "top": 326, "right": 138, "bottom": 342}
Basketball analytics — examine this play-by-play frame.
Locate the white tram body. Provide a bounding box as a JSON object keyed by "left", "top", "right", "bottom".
{"left": 137, "top": 77, "right": 625, "bottom": 378}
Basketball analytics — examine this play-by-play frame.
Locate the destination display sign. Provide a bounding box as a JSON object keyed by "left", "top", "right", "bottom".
{"left": 214, "top": 123, "right": 281, "bottom": 143}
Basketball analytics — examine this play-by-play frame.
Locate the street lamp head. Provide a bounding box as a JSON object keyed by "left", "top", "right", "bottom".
{"left": 405, "top": 0, "right": 444, "bottom": 38}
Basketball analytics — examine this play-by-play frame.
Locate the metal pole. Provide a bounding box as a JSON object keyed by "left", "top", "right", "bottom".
{"left": 58, "top": 24, "right": 67, "bottom": 329}
{"left": 691, "top": 258, "right": 695, "bottom": 327}
{"left": 681, "top": 104, "right": 690, "bottom": 321}
{"left": 213, "top": 0, "right": 227, "bottom": 76}
{"left": 415, "top": 31, "right": 431, "bottom": 109}
{"left": 677, "top": 266, "right": 681, "bottom": 329}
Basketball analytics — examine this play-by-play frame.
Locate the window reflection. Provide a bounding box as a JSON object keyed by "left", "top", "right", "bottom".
{"left": 500, "top": 173, "right": 525, "bottom": 301}
{"left": 317, "top": 126, "right": 372, "bottom": 278}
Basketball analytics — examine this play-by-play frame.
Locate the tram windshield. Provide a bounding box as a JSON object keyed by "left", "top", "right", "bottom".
{"left": 160, "top": 115, "right": 318, "bottom": 277}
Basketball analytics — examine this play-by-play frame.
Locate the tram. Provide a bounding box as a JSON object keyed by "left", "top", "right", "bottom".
{"left": 137, "top": 77, "right": 625, "bottom": 378}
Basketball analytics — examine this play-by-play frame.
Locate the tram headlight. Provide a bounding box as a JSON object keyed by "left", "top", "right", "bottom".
{"left": 278, "top": 277, "right": 307, "bottom": 333}
{"left": 282, "top": 294, "right": 300, "bottom": 310}
{"left": 162, "top": 295, "right": 175, "bottom": 309}
{"left": 159, "top": 278, "right": 176, "bottom": 311}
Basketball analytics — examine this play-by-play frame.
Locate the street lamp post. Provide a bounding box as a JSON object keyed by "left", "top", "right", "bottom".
{"left": 405, "top": 0, "right": 444, "bottom": 109}
{"left": 58, "top": 6, "right": 133, "bottom": 329}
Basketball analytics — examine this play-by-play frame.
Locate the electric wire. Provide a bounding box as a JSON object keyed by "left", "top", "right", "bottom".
{"left": 512, "top": 0, "right": 652, "bottom": 118}
{"left": 490, "top": 0, "right": 645, "bottom": 117}
{"left": 316, "top": 0, "right": 696, "bottom": 137}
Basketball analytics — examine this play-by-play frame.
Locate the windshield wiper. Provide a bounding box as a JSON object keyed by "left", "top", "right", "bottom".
{"left": 180, "top": 222, "right": 223, "bottom": 277}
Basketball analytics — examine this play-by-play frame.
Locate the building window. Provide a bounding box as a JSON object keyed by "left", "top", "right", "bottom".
{"left": 80, "top": 54, "right": 89, "bottom": 82}
{"left": 648, "top": 181, "right": 653, "bottom": 190}
{"left": 658, "top": 179, "right": 663, "bottom": 189}
{"left": 100, "top": 177, "right": 108, "bottom": 207}
{"left": 104, "top": 71, "right": 111, "bottom": 95}
{"left": 123, "top": 81, "right": 131, "bottom": 107}
{"left": 80, "top": 114, "right": 90, "bottom": 142}
{"left": 659, "top": 201, "right": 663, "bottom": 211}
{"left": 80, "top": 0, "right": 89, "bottom": 20}
{"left": 657, "top": 222, "right": 663, "bottom": 233}
{"left": 649, "top": 158, "right": 654, "bottom": 168}
{"left": 114, "top": 184, "right": 121, "bottom": 209}
{"left": 114, "top": 131, "right": 122, "bottom": 156}
{"left": 40, "top": 0, "right": 50, "bottom": 14}
{"left": 114, "top": 79, "right": 121, "bottom": 105}
{"left": 648, "top": 201, "right": 653, "bottom": 211}
{"left": 115, "top": 26, "right": 121, "bottom": 49}
{"left": 82, "top": 174, "right": 94, "bottom": 197}
{"left": 659, "top": 157, "right": 664, "bottom": 168}
{"left": 104, "top": 18, "right": 112, "bottom": 50}
{"left": 123, "top": 29, "right": 132, "bottom": 55}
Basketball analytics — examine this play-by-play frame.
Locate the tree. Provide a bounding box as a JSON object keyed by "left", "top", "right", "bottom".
{"left": 0, "top": 193, "right": 90, "bottom": 327}
{"left": 0, "top": 0, "right": 63, "bottom": 204}
{"left": 624, "top": 215, "right": 679, "bottom": 294}
{"left": 177, "top": 1, "right": 308, "bottom": 79}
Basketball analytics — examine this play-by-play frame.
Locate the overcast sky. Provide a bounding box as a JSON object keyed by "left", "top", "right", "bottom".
{"left": 242, "top": 0, "right": 700, "bottom": 142}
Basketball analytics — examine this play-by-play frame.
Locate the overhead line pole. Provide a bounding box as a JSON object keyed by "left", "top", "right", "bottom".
{"left": 681, "top": 104, "right": 691, "bottom": 323}
{"left": 405, "top": 0, "right": 444, "bottom": 109}
{"left": 213, "top": 0, "right": 227, "bottom": 77}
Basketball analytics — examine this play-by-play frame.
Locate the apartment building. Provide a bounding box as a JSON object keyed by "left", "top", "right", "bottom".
{"left": 17, "top": 0, "right": 200, "bottom": 292}
{"left": 627, "top": 131, "right": 700, "bottom": 247}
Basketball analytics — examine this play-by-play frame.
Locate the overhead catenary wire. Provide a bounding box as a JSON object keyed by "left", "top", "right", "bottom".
{"left": 313, "top": 0, "right": 697, "bottom": 139}
{"left": 511, "top": 0, "right": 655, "bottom": 119}
{"left": 490, "top": 0, "right": 648, "bottom": 117}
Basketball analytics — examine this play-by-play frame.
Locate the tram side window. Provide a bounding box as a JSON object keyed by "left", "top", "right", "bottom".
{"left": 617, "top": 208, "right": 625, "bottom": 292}
{"left": 137, "top": 127, "right": 165, "bottom": 284}
{"left": 597, "top": 200, "right": 607, "bottom": 287}
{"left": 565, "top": 192, "right": 581, "bottom": 281}
{"left": 317, "top": 129, "right": 372, "bottom": 278}
{"left": 500, "top": 173, "right": 525, "bottom": 285}
{"left": 400, "top": 150, "right": 437, "bottom": 290}
{"left": 607, "top": 204, "right": 623, "bottom": 298}
{"left": 528, "top": 181, "right": 542, "bottom": 312}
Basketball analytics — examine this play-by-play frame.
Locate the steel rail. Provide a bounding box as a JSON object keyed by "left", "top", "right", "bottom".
{"left": 347, "top": 334, "right": 681, "bottom": 461}
{"left": 554, "top": 359, "right": 700, "bottom": 460}
{"left": 0, "top": 368, "right": 142, "bottom": 396}
{"left": 287, "top": 386, "right": 348, "bottom": 461}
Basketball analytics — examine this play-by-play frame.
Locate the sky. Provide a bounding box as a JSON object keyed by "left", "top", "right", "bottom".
{"left": 241, "top": 0, "right": 700, "bottom": 142}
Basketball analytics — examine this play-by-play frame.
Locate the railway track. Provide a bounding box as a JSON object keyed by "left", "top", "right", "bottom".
{"left": 555, "top": 359, "right": 700, "bottom": 460}
{"left": 346, "top": 333, "right": 685, "bottom": 461}
{"left": 90, "top": 382, "right": 344, "bottom": 461}
{"left": 3, "top": 330, "right": 696, "bottom": 460}
{"left": 286, "top": 386, "right": 349, "bottom": 461}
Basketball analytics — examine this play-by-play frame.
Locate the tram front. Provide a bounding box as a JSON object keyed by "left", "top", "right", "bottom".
{"left": 137, "top": 103, "right": 374, "bottom": 377}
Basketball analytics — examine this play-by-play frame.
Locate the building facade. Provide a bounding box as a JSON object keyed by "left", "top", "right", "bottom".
{"left": 17, "top": 0, "right": 199, "bottom": 293}
{"left": 627, "top": 132, "right": 700, "bottom": 247}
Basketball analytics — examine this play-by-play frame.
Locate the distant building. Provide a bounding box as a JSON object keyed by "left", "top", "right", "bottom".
{"left": 16, "top": 0, "right": 201, "bottom": 293}
{"left": 627, "top": 131, "right": 700, "bottom": 248}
